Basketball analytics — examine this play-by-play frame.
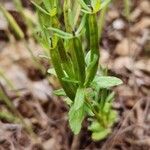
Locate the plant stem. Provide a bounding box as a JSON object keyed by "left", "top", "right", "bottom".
{"left": 0, "top": 85, "right": 36, "bottom": 138}
{"left": 85, "top": 97, "right": 106, "bottom": 127}
{"left": 0, "top": 69, "right": 15, "bottom": 91}
{"left": 0, "top": 110, "right": 20, "bottom": 123}
{"left": 124, "top": 0, "right": 130, "bottom": 20}
{"left": 98, "top": 1, "right": 109, "bottom": 41}
{"left": 71, "top": 134, "right": 81, "bottom": 150}
{"left": 0, "top": 3, "right": 24, "bottom": 39}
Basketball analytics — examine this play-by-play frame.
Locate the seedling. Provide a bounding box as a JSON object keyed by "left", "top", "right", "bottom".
{"left": 34, "top": 0, "right": 123, "bottom": 141}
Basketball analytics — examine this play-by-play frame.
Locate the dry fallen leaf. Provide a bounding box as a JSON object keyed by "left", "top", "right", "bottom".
{"left": 130, "top": 8, "right": 142, "bottom": 22}
{"left": 29, "top": 80, "right": 52, "bottom": 104}
{"left": 131, "top": 17, "right": 150, "bottom": 33}
{"left": 135, "top": 58, "right": 150, "bottom": 73}
{"left": 109, "top": 56, "right": 134, "bottom": 75}
{"left": 115, "top": 38, "right": 130, "bottom": 56}
{"left": 140, "top": 0, "right": 150, "bottom": 14}
{"left": 107, "top": 9, "right": 120, "bottom": 22}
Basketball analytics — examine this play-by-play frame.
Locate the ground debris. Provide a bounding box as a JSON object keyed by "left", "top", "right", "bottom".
{"left": 0, "top": 0, "right": 150, "bottom": 149}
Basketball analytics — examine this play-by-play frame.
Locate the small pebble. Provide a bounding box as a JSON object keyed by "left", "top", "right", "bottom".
{"left": 113, "top": 19, "right": 125, "bottom": 30}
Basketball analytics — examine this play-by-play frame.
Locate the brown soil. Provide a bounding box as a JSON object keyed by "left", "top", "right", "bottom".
{"left": 0, "top": 0, "right": 150, "bottom": 150}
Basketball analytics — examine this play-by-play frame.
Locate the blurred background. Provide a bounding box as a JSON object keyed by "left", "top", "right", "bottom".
{"left": 0, "top": 0, "right": 150, "bottom": 149}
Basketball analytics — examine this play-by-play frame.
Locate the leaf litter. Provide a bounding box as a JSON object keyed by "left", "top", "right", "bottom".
{"left": 0, "top": 0, "right": 150, "bottom": 149}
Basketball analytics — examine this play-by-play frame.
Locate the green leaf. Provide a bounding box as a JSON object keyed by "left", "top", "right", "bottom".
{"left": 76, "top": 14, "right": 87, "bottom": 35}
{"left": 85, "top": 50, "right": 91, "bottom": 65}
{"left": 81, "top": 8, "right": 91, "bottom": 14}
{"left": 72, "top": 1, "right": 81, "bottom": 28}
{"left": 100, "top": 0, "right": 111, "bottom": 10}
{"left": 53, "top": 89, "right": 66, "bottom": 96}
{"left": 91, "top": 0, "right": 97, "bottom": 8}
{"left": 43, "top": 0, "right": 51, "bottom": 11}
{"left": 49, "top": 7, "right": 57, "bottom": 17}
{"left": 108, "top": 110, "right": 117, "bottom": 125}
{"left": 0, "top": 111, "right": 20, "bottom": 123}
{"left": 50, "top": 43, "right": 76, "bottom": 100}
{"left": 64, "top": 97, "right": 73, "bottom": 106}
{"left": 84, "top": 104, "right": 94, "bottom": 116}
{"left": 91, "top": 0, "right": 112, "bottom": 13}
{"left": 72, "top": 37, "right": 86, "bottom": 85}
{"left": 69, "top": 105, "right": 85, "bottom": 134}
{"left": 74, "top": 88, "right": 85, "bottom": 110}
{"left": 39, "top": 54, "right": 51, "bottom": 60}
{"left": 92, "top": 128, "right": 111, "bottom": 141}
{"left": 0, "top": 4, "right": 24, "bottom": 39}
{"left": 63, "top": 0, "right": 73, "bottom": 32}
{"left": 47, "top": 68, "right": 57, "bottom": 76}
{"left": 48, "top": 27, "right": 73, "bottom": 39}
{"left": 105, "top": 92, "right": 115, "bottom": 102}
{"left": 91, "top": 0, "right": 101, "bottom": 12}
{"left": 88, "top": 121, "right": 101, "bottom": 132}
{"left": 78, "top": 0, "right": 91, "bottom": 12}
{"left": 62, "top": 77, "right": 79, "bottom": 84}
{"left": 84, "top": 54, "right": 98, "bottom": 86}
{"left": 92, "top": 76, "right": 123, "bottom": 89}
{"left": 103, "top": 102, "right": 111, "bottom": 114}
{"left": 36, "top": 10, "right": 51, "bottom": 49}
{"left": 85, "top": 88, "right": 95, "bottom": 100}
{"left": 89, "top": 120, "right": 112, "bottom": 141}
{"left": 32, "top": 1, "right": 50, "bottom": 15}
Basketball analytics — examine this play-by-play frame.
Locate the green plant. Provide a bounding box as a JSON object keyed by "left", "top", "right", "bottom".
{"left": 0, "top": 108, "right": 20, "bottom": 123}
{"left": 0, "top": 69, "right": 15, "bottom": 91}
{"left": 124, "top": 0, "right": 131, "bottom": 20}
{"left": 0, "top": 85, "right": 35, "bottom": 137}
{"left": 0, "top": 3, "right": 24, "bottom": 39}
{"left": 34, "top": 0, "right": 123, "bottom": 141}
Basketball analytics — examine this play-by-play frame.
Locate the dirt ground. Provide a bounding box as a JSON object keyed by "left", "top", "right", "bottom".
{"left": 0, "top": 0, "right": 150, "bottom": 150}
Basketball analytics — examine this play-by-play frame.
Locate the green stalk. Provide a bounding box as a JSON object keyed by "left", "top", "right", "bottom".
{"left": 85, "top": 14, "right": 99, "bottom": 86}
{"left": 72, "top": 1, "right": 81, "bottom": 28}
{"left": 0, "top": 69, "right": 15, "bottom": 91}
{"left": 124, "top": 0, "right": 130, "bottom": 20}
{"left": 34, "top": 0, "right": 122, "bottom": 139}
{"left": 0, "top": 88, "right": 35, "bottom": 137}
{"left": 98, "top": 4, "right": 108, "bottom": 41}
{"left": 85, "top": 97, "right": 106, "bottom": 127}
{"left": 0, "top": 4, "right": 24, "bottom": 39}
{"left": 63, "top": 0, "right": 72, "bottom": 32}
{"left": 72, "top": 37, "right": 86, "bottom": 85}
{"left": 0, "top": 110, "right": 20, "bottom": 123}
{"left": 57, "top": 40, "right": 75, "bottom": 78}
{"left": 85, "top": 14, "right": 90, "bottom": 49}
{"left": 50, "top": 1, "right": 76, "bottom": 98}
{"left": 50, "top": 39, "right": 75, "bottom": 100}
{"left": 89, "top": 14, "right": 99, "bottom": 60}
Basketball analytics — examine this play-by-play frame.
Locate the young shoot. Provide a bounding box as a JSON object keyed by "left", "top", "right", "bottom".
{"left": 34, "top": 0, "right": 123, "bottom": 141}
